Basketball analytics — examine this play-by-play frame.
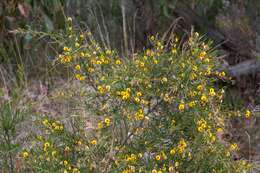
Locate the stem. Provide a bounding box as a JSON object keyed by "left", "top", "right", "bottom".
{"left": 121, "top": 0, "right": 129, "bottom": 56}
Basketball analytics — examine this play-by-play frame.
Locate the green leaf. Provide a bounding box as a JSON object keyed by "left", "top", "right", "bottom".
{"left": 43, "top": 14, "right": 54, "bottom": 31}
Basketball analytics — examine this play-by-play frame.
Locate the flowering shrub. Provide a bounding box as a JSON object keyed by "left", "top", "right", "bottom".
{"left": 21, "top": 18, "right": 252, "bottom": 173}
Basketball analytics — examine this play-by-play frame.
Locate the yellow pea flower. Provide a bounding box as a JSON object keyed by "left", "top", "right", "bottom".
{"left": 178, "top": 103, "right": 185, "bottom": 111}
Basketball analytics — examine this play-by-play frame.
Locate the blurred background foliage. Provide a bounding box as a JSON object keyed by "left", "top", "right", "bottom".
{"left": 0, "top": 1, "right": 259, "bottom": 67}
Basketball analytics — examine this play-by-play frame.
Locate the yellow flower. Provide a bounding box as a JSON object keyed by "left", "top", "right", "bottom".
{"left": 65, "top": 146, "right": 70, "bottom": 151}
{"left": 245, "top": 110, "right": 251, "bottom": 118}
{"left": 105, "top": 49, "right": 112, "bottom": 55}
{"left": 22, "top": 151, "right": 29, "bottom": 158}
{"left": 63, "top": 160, "right": 68, "bottom": 166}
{"left": 60, "top": 55, "right": 72, "bottom": 63}
{"left": 171, "top": 119, "right": 176, "bottom": 126}
{"left": 163, "top": 93, "right": 172, "bottom": 102}
{"left": 67, "top": 17, "right": 72, "bottom": 21}
{"left": 188, "top": 101, "right": 196, "bottom": 108}
{"left": 97, "top": 86, "right": 105, "bottom": 94}
{"left": 115, "top": 59, "right": 122, "bottom": 65}
{"left": 136, "top": 92, "right": 142, "bottom": 97}
{"left": 121, "top": 169, "right": 132, "bottom": 173}
{"left": 105, "top": 85, "right": 111, "bottom": 92}
{"left": 181, "top": 63, "right": 185, "bottom": 68}
{"left": 63, "top": 46, "right": 71, "bottom": 52}
{"left": 192, "top": 65, "right": 198, "bottom": 71}
{"left": 178, "top": 103, "right": 185, "bottom": 111}
{"left": 104, "top": 118, "right": 111, "bottom": 126}
{"left": 169, "top": 166, "right": 174, "bottom": 172}
{"left": 136, "top": 113, "right": 144, "bottom": 120}
{"left": 199, "top": 51, "right": 206, "bottom": 59}
{"left": 54, "top": 125, "right": 60, "bottom": 130}
{"left": 200, "top": 95, "right": 208, "bottom": 102}
{"left": 177, "top": 138, "right": 187, "bottom": 153}
{"left": 217, "top": 128, "right": 223, "bottom": 133}
{"left": 96, "top": 60, "right": 102, "bottom": 65}
{"left": 75, "top": 42, "right": 80, "bottom": 48}
{"left": 44, "top": 142, "right": 50, "bottom": 148}
{"left": 210, "top": 135, "right": 216, "bottom": 143}
{"left": 72, "top": 168, "right": 80, "bottom": 173}
{"left": 152, "top": 169, "right": 157, "bottom": 173}
{"left": 170, "top": 148, "right": 176, "bottom": 155}
{"left": 230, "top": 143, "right": 238, "bottom": 151}
{"left": 115, "top": 160, "right": 120, "bottom": 165}
{"left": 161, "top": 77, "right": 168, "bottom": 83}
{"left": 90, "top": 139, "right": 97, "bottom": 145}
{"left": 134, "top": 97, "right": 140, "bottom": 103}
{"left": 87, "top": 67, "right": 94, "bottom": 73}
{"left": 155, "top": 155, "right": 161, "bottom": 161}
{"left": 139, "top": 62, "right": 145, "bottom": 68}
{"left": 153, "top": 59, "right": 158, "bottom": 64}
{"left": 80, "top": 52, "right": 85, "bottom": 57}
{"left": 79, "top": 76, "right": 85, "bottom": 81}
{"left": 209, "top": 88, "right": 216, "bottom": 96}
{"left": 76, "top": 140, "right": 82, "bottom": 146}
{"left": 97, "top": 122, "right": 103, "bottom": 129}
{"left": 135, "top": 109, "right": 144, "bottom": 120}
{"left": 204, "top": 58, "right": 210, "bottom": 63}
{"left": 219, "top": 71, "right": 226, "bottom": 77}
{"left": 146, "top": 49, "right": 152, "bottom": 56}
{"left": 42, "top": 119, "right": 49, "bottom": 126}
{"left": 75, "top": 65, "right": 81, "bottom": 70}
{"left": 120, "top": 89, "right": 131, "bottom": 100}
{"left": 226, "top": 151, "right": 230, "bottom": 157}
{"left": 80, "top": 34, "right": 84, "bottom": 39}
{"left": 175, "top": 37, "right": 179, "bottom": 42}
{"left": 197, "top": 119, "right": 207, "bottom": 132}
{"left": 171, "top": 48, "right": 177, "bottom": 54}
{"left": 75, "top": 74, "right": 81, "bottom": 80}
{"left": 197, "top": 85, "right": 203, "bottom": 91}
{"left": 52, "top": 151, "right": 57, "bottom": 156}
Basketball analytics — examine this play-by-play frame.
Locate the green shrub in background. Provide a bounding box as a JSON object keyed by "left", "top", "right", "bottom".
{"left": 19, "top": 18, "right": 254, "bottom": 173}
{"left": 2, "top": 0, "right": 259, "bottom": 83}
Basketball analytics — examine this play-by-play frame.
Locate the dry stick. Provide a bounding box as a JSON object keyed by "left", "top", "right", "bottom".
{"left": 121, "top": 0, "right": 129, "bottom": 57}
{"left": 245, "top": 131, "right": 251, "bottom": 164}
{"left": 161, "top": 17, "right": 183, "bottom": 46}
{"left": 227, "top": 59, "right": 260, "bottom": 77}
{"left": 91, "top": 8, "right": 107, "bottom": 49}
{"left": 130, "top": 11, "right": 138, "bottom": 58}
{"left": 96, "top": 2, "right": 111, "bottom": 50}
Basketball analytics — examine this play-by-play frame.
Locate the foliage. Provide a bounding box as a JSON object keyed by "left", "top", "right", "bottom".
{"left": 20, "top": 18, "right": 254, "bottom": 173}
{"left": 0, "top": 0, "right": 65, "bottom": 82}
{"left": 0, "top": 88, "right": 27, "bottom": 172}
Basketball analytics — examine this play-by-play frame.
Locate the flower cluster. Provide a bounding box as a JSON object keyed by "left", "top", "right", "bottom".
{"left": 21, "top": 18, "right": 253, "bottom": 173}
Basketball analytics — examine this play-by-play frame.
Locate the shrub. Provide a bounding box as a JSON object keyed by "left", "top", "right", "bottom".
{"left": 0, "top": 88, "right": 27, "bottom": 172}
{"left": 21, "top": 18, "right": 252, "bottom": 173}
